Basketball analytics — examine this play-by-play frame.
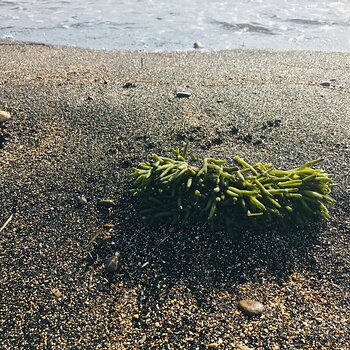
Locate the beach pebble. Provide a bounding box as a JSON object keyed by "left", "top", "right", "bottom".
{"left": 193, "top": 42, "right": 204, "bottom": 49}
{"left": 77, "top": 195, "right": 88, "bottom": 206}
{"left": 51, "top": 288, "right": 62, "bottom": 299}
{"left": 103, "top": 223, "right": 115, "bottom": 229}
{"left": 320, "top": 81, "right": 331, "bottom": 87}
{"left": 139, "top": 334, "right": 147, "bottom": 344}
{"left": 105, "top": 251, "right": 121, "bottom": 272}
{"left": 236, "top": 345, "right": 252, "bottom": 350}
{"left": 123, "top": 82, "right": 136, "bottom": 88}
{"left": 97, "top": 199, "right": 116, "bottom": 208}
{"left": 238, "top": 299, "right": 265, "bottom": 316}
{"left": 0, "top": 111, "right": 11, "bottom": 123}
{"left": 176, "top": 91, "right": 191, "bottom": 98}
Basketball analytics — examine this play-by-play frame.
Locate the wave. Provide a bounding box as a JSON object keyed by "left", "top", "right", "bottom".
{"left": 288, "top": 18, "right": 331, "bottom": 26}
{"left": 212, "top": 19, "right": 276, "bottom": 35}
{"left": 287, "top": 18, "right": 350, "bottom": 27}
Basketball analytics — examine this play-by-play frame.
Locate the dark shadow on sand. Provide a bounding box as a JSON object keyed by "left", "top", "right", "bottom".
{"left": 89, "top": 196, "right": 323, "bottom": 301}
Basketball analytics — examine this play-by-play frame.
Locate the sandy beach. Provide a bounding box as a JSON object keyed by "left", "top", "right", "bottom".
{"left": 0, "top": 41, "right": 349, "bottom": 349}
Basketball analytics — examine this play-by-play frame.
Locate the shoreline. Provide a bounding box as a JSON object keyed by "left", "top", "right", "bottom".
{"left": 2, "top": 38, "right": 350, "bottom": 55}
{"left": 1, "top": 43, "right": 349, "bottom": 349}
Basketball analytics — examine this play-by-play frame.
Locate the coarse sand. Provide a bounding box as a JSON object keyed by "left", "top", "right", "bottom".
{"left": 0, "top": 41, "right": 350, "bottom": 349}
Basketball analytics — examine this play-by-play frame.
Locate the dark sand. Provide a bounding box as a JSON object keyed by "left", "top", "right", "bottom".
{"left": 1, "top": 41, "right": 350, "bottom": 349}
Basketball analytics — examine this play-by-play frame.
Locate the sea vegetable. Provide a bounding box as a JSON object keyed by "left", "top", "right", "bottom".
{"left": 131, "top": 143, "right": 335, "bottom": 229}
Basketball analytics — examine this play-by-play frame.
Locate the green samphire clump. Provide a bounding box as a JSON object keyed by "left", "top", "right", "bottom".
{"left": 131, "top": 143, "right": 335, "bottom": 228}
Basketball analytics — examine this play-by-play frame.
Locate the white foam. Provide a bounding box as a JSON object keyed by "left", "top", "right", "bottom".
{"left": 0, "top": 0, "right": 349, "bottom": 51}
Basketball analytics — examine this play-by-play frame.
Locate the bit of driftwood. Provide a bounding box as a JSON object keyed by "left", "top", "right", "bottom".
{"left": 0, "top": 214, "right": 13, "bottom": 234}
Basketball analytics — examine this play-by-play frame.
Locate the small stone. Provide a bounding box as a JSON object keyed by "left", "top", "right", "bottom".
{"left": 231, "top": 126, "right": 239, "bottom": 135}
{"left": 123, "top": 82, "right": 136, "bottom": 88}
{"left": 290, "top": 272, "right": 302, "bottom": 281}
{"left": 238, "top": 299, "right": 265, "bottom": 316}
{"left": 51, "top": 288, "right": 62, "bottom": 299}
{"left": 0, "top": 111, "right": 11, "bottom": 123}
{"left": 139, "top": 335, "right": 146, "bottom": 344}
{"left": 253, "top": 139, "right": 263, "bottom": 146}
{"left": 193, "top": 42, "right": 204, "bottom": 49}
{"left": 97, "top": 199, "right": 116, "bottom": 208}
{"left": 236, "top": 345, "right": 252, "bottom": 350}
{"left": 103, "top": 223, "right": 115, "bottom": 228}
{"left": 176, "top": 91, "right": 191, "bottom": 98}
{"left": 78, "top": 195, "right": 88, "bottom": 206}
{"left": 105, "top": 251, "right": 121, "bottom": 272}
{"left": 132, "top": 314, "right": 140, "bottom": 320}
{"left": 320, "top": 81, "right": 331, "bottom": 87}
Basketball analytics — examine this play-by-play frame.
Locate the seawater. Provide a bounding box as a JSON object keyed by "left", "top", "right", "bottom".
{"left": 1, "top": 0, "right": 350, "bottom": 51}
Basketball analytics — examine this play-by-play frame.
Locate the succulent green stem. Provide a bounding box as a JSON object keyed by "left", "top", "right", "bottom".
{"left": 131, "top": 143, "right": 335, "bottom": 229}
